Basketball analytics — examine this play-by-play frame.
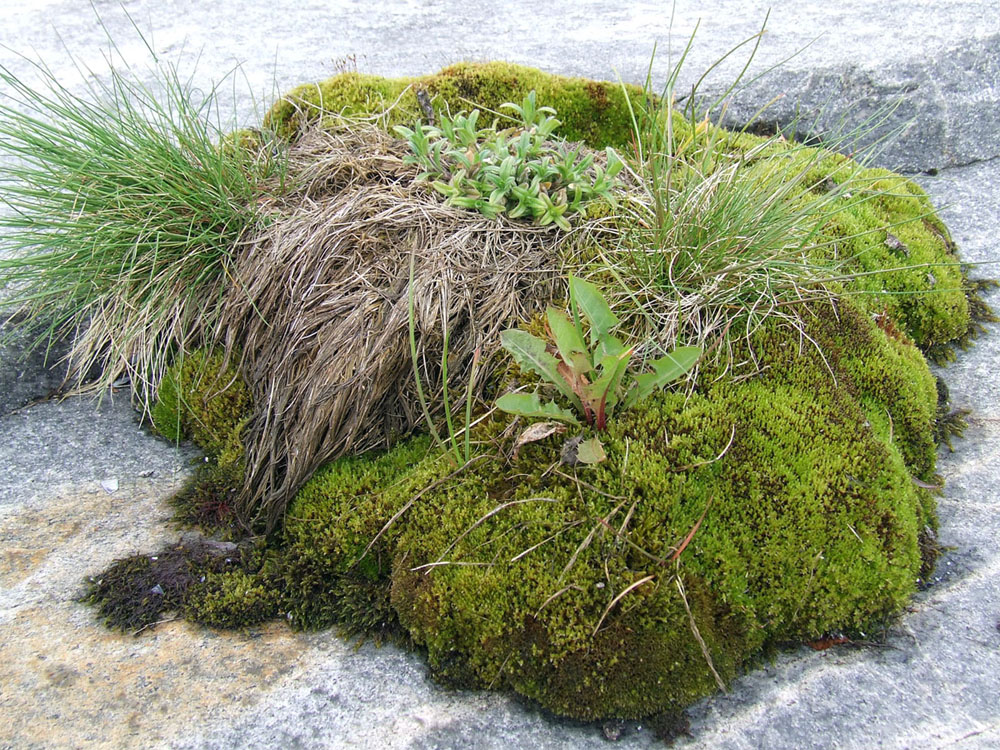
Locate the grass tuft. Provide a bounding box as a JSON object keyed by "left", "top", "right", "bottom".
{"left": 0, "top": 44, "right": 281, "bottom": 407}
{"left": 596, "top": 25, "right": 954, "bottom": 375}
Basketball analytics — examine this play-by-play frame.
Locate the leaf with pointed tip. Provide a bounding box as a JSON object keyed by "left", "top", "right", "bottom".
{"left": 594, "top": 331, "right": 627, "bottom": 362}
{"left": 496, "top": 392, "right": 580, "bottom": 426}
{"left": 546, "top": 307, "right": 591, "bottom": 376}
{"left": 570, "top": 276, "right": 619, "bottom": 346}
{"left": 604, "top": 147, "right": 624, "bottom": 179}
{"left": 583, "top": 346, "right": 634, "bottom": 419}
{"left": 500, "top": 329, "right": 582, "bottom": 411}
{"left": 624, "top": 346, "right": 702, "bottom": 408}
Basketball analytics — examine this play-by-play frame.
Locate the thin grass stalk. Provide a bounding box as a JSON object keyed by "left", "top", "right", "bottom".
{"left": 462, "top": 347, "right": 481, "bottom": 463}
{"left": 439, "top": 295, "right": 462, "bottom": 465}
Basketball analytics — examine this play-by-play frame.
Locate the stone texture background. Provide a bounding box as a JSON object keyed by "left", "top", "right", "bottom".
{"left": 1, "top": 2, "right": 999, "bottom": 747}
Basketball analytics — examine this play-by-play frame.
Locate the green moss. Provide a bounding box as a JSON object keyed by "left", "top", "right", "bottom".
{"left": 152, "top": 349, "right": 250, "bottom": 457}
{"left": 82, "top": 537, "right": 254, "bottom": 632}
{"left": 276, "top": 435, "right": 440, "bottom": 637}
{"left": 817, "top": 170, "right": 967, "bottom": 348}
{"left": 185, "top": 567, "right": 283, "bottom": 629}
{"left": 925, "top": 276, "right": 1000, "bottom": 364}
{"left": 377, "top": 296, "right": 936, "bottom": 720}
{"left": 151, "top": 349, "right": 252, "bottom": 534}
{"left": 266, "top": 63, "right": 985, "bottom": 359}
{"left": 91, "top": 63, "right": 986, "bottom": 722}
{"left": 266, "top": 62, "right": 643, "bottom": 149}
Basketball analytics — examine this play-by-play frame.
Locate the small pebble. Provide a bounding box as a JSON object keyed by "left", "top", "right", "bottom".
{"left": 602, "top": 720, "right": 624, "bottom": 741}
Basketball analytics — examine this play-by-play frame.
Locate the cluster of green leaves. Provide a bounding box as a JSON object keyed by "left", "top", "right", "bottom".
{"left": 394, "top": 91, "right": 622, "bottom": 230}
{"left": 498, "top": 276, "right": 701, "bottom": 430}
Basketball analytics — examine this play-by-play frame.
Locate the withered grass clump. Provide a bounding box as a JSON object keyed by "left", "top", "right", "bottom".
{"left": 219, "top": 125, "right": 599, "bottom": 529}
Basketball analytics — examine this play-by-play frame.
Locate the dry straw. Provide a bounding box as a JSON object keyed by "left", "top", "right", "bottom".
{"left": 219, "top": 124, "right": 605, "bottom": 528}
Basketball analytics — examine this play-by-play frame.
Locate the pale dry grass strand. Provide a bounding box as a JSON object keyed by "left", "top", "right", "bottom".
{"left": 221, "top": 125, "right": 601, "bottom": 528}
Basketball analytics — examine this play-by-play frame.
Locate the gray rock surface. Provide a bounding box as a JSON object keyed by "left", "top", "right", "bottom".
{"left": 1, "top": 3, "right": 999, "bottom": 749}
{"left": 0, "top": 318, "right": 72, "bottom": 415}
{"left": 2, "top": 1, "right": 998, "bottom": 172}
{"left": 0, "top": 390, "right": 198, "bottom": 507}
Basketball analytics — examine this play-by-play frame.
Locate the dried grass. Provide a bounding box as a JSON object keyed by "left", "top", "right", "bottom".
{"left": 219, "top": 125, "right": 593, "bottom": 528}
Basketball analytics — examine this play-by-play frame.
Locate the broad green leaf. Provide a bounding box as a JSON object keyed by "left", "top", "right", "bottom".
{"left": 624, "top": 346, "right": 702, "bottom": 408}
{"left": 496, "top": 392, "right": 580, "bottom": 425}
{"left": 535, "top": 115, "right": 562, "bottom": 139}
{"left": 546, "top": 307, "right": 591, "bottom": 376}
{"left": 576, "top": 437, "right": 607, "bottom": 464}
{"left": 570, "top": 276, "right": 619, "bottom": 346}
{"left": 500, "top": 329, "right": 583, "bottom": 411}
{"left": 595, "top": 331, "right": 627, "bottom": 362}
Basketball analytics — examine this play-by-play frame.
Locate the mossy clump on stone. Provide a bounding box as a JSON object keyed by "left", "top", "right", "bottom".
{"left": 384, "top": 298, "right": 937, "bottom": 719}
{"left": 266, "top": 62, "right": 984, "bottom": 364}
{"left": 172, "top": 294, "right": 941, "bottom": 719}
{"left": 266, "top": 61, "right": 643, "bottom": 149}
{"left": 84, "top": 62, "right": 990, "bottom": 723}
{"left": 82, "top": 536, "right": 260, "bottom": 632}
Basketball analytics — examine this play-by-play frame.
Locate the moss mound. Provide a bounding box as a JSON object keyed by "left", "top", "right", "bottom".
{"left": 266, "top": 61, "right": 642, "bottom": 148}
{"left": 82, "top": 535, "right": 267, "bottom": 632}
{"left": 85, "top": 62, "right": 991, "bottom": 723}
{"left": 157, "top": 297, "right": 940, "bottom": 719}
{"left": 266, "top": 62, "right": 986, "bottom": 357}
{"left": 277, "top": 435, "right": 437, "bottom": 639}
{"left": 385, "top": 298, "right": 936, "bottom": 719}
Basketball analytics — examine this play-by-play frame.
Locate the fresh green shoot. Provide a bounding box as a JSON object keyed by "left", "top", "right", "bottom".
{"left": 407, "top": 251, "right": 455, "bottom": 465}
{"left": 497, "top": 276, "right": 701, "bottom": 431}
{"left": 394, "top": 91, "right": 623, "bottom": 229}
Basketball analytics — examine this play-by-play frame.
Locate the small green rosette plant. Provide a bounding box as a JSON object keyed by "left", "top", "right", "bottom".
{"left": 394, "top": 91, "right": 622, "bottom": 229}
{"left": 498, "top": 276, "right": 701, "bottom": 458}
